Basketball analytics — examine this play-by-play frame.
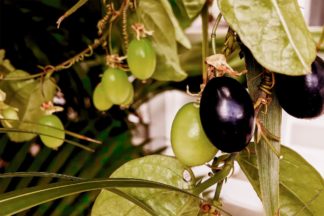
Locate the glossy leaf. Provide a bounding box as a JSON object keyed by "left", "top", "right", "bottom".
{"left": 181, "top": 0, "right": 206, "bottom": 18}
{"left": 0, "top": 177, "right": 195, "bottom": 216}
{"left": 92, "top": 155, "right": 200, "bottom": 216}
{"left": 138, "top": 0, "right": 187, "bottom": 81}
{"left": 218, "top": 0, "right": 316, "bottom": 75}
{"left": 0, "top": 70, "right": 56, "bottom": 142}
{"left": 238, "top": 144, "right": 324, "bottom": 216}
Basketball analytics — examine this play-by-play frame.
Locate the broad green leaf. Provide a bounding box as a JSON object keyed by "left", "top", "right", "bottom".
{"left": 181, "top": 0, "right": 206, "bottom": 18}
{"left": 0, "top": 70, "right": 56, "bottom": 142}
{"left": 159, "top": 0, "right": 191, "bottom": 49}
{"left": 0, "top": 177, "right": 195, "bottom": 216}
{"left": 218, "top": 0, "right": 316, "bottom": 75}
{"left": 138, "top": 0, "right": 187, "bottom": 81}
{"left": 238, "top": 144, "right": 324, "bottom": 216}
{"left": 92, "top": 155, "right": 200, "bottom": 216}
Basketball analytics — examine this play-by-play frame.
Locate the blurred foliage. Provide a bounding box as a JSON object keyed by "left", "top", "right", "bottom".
{"left": 0, "top": 0, "right": 210, "bottom": 215}
{"left": 0, "top": 0, "right": 160, "bottom": 215}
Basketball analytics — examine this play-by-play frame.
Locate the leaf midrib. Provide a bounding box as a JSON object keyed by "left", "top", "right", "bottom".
{"left": 270, "top": 0, "right": 308, "bottom": 72}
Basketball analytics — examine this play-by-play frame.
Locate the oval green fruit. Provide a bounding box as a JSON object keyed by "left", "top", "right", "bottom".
{"left": 38, "top": 115, "right": 65, "bottom": 150}
{"left": 93, "top": 82, "right": 113, "bottom": 111}
{"left": 1, "top": 107, "right": 19, "bottom": 128}
{"left": 171, "top": 102, "right": 218, "bottom": 167}
{"left": 102, "top": 68, "right": 132, "bottom": 105}
{"left": 127, "top": 38, "right": 156, "bottom": 80}
{"left": 121, "top": 85, "right": 134, "bottom": 107}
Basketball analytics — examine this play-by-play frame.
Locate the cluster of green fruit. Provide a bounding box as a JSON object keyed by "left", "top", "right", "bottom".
{"left": 171, "top": 56, "right": 324, "bottom": 167}
{"left": 0, "top": 107, "right": 65, "bottom": 150}
{"left": 93, "top": 38, "right": 156, "bottom": 111}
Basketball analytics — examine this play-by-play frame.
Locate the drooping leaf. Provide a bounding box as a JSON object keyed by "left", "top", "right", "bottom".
{"left": 181, "top": 0, "right": 206, "bottom": 19}
{"left": 167, "top": 1, "right": 191, "bottom": 29}
{"left": 218, "top": 0, "right": 317, "bottom": 75}
{"left": 238, "top": 144, "right": 324, "bottom": 216}
{"left": 0, "top": 177, "right": 196, "bottom": 216}
{"left": 92, "top": 155, "right": 200, "bottom": 216}
{"left": 0, "top": 70, "right": 56, "bottom": 142}
{"left": 138, "top": 0, "right": 187, "bottom": 81}
{"left": 159, "top": 0, "right": 191, "bottom": 49}
{"left": 56, "top": 0, "right": 88, "bottom": 28}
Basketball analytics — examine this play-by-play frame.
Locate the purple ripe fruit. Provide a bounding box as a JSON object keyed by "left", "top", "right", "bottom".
{"left": 275, "top": 56, "right": 324, "bottom": 119}
{"left": 199, "top": 77, "right": 255, "bottom": 153}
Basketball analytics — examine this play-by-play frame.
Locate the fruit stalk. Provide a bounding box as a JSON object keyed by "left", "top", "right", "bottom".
{"left": 201, "top": 2, "right": 209, "bottom": 85}
{"left": 193, "top": 153, "right": 236, "bottom": 195}
{"left": 246, "top": 55, "right": 281, "bottom": 215}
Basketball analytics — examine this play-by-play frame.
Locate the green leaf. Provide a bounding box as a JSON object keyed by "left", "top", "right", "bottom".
{"left": 92, "top": 155, "right": 200, "bottom": 216}
{"left": 181, "top": 0, "right": 206, "bottom": 18}
{"left": 138, "top": 0, "right": 187, "bottom": 81}
{"left": 0, "top": 49, "right": 15, "bottom": 75}
{"left": 159, "top": 0, "right": 191, "bottom": 49}
{"left": 245, "top": 49, "right": 281, "bottom": 216}
{"left": 218, "top": 0, "right": 317, "bottom": 75}
{"left": 0, "top": 70, "right": 56, "bottom": 142}
{"left": 0, "top": 177, "right": 195, "bottom": 216}
{"left": 56, "top": 0, "right": 88, "bottom": 28}
{"left": 238, "top": 144, "right": 324, "bottom": 216}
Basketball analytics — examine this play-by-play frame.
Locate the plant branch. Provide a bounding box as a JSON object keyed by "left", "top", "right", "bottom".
{"left": 193, "top": 154, "right": 236, "bottom": 195}
{"left": 211, "top": 13, "right": 222, "bottom": 55}
{"left": 213, "top": 180, "right": 224, "bottom": 201}
{"left": 201, "top": 3, "right": 209, "bottom": 85}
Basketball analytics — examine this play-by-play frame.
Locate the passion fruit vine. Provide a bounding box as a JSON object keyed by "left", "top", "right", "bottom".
{"left": 199, "top": 77, "right": 255, "bottom": 153}
{"left": 275, "top": 56, "right": 324, "bottom": 119}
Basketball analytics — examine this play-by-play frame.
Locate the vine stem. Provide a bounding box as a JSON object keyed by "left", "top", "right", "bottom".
{"left": 213, "top": 180, "right": 223, "bottom": 201}
{"left": 201, "top": 2, "right": 209, "bottom": 85}
{"left": 316, "top": 26, "right": 324, "bottom": 51}
{"left": 211, "top": 13, "right": 222, "bottom": 55}
{"left": 193, "top": 153, "right": 236, "bottom": 195}
{"left": 1, "top": 0, "right": 129, "bottom": 81}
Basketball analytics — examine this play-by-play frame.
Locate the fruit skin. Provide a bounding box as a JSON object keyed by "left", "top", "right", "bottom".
{"left": 102, "top": 68, "right": 132, "bottom": 105}
{"left": 127, "top": 38, "right": 156, "bottom": 80}
{"left": 1, "top": 107, "right": 19, "bottom": 128}
{"left": 120, "top": 85, "right": 134, "bottom": 107}
{"left": 93, "top": 82, "right": 113, "bottom": 111}
{"left": 38, "top": 115, "right": 65, "bottom": 150}
{"left": 199, "top": 77, "right": 255, "bottom": 153}
{"left": 275, "top": 56, "right": 324, "bottom": 119}
{"left": 171, "top": 102, "right": 218, "bottom": 167}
